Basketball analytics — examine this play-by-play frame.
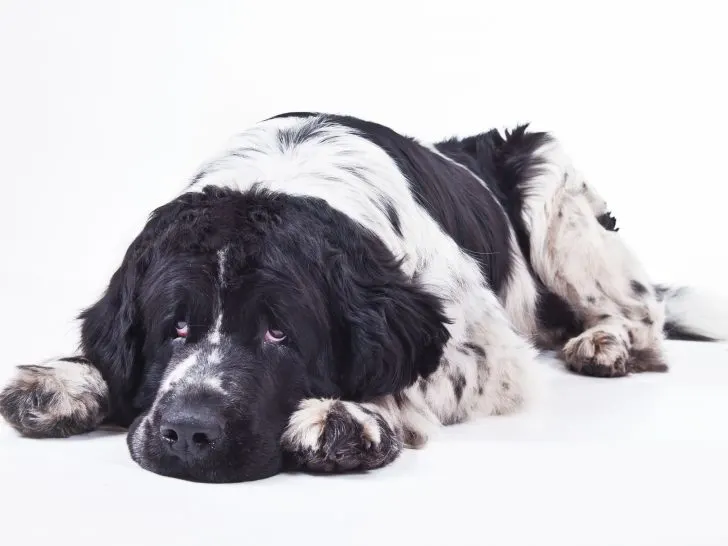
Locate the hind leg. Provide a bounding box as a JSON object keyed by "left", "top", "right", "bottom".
{"left": 521, "top": 137, "right": 667, "bottom": 377}
{"left": 0, "top": 356, "right": 109, "bottom": 437}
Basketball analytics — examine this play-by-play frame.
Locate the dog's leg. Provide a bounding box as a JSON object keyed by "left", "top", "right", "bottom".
{"left": 400, "top": 285, "right": 537, "bottom": 432}
{"left": 282, "top": 284, "right": 538, "bottom": 472}
{"left": 0, "top": 356, "right": 109, "bottom": 437}
{"left": 281, "top": 397, "right": 405, "bottom": 473}
{"left": 522, "top": 137, "right": 667, "bottom": 377}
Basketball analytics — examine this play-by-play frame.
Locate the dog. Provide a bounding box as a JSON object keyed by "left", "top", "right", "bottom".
{"left": 1, "top": 112, "right": 726, "bottom": 483}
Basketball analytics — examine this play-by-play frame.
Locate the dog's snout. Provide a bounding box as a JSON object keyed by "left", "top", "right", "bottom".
{"left": 159, "top": 408, "right": 223, "bottom": 459}
{"left": 128, "top": 345, "right": 296, "bottom": 482}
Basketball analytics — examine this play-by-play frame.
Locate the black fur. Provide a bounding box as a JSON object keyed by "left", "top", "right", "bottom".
{"left": 597, "top": 211, "right": 619, "bottom": 232}
{"left": 434, "top": 125, "right": 551, "bottom": 268}
{"left": 433, "top": 127, "right": 587, "bottom": 345}
{"left": 462, "top": 342, "right": 486, "bottom": 357}
{"left": 271, "top": 113, "right": 517, "bottom": 293}
{"left": 384, "top": 199, "right": 403, "bottom": 237}
{"left": 451, "top": 372, "right": 467, "bottom": 402}
{"left": 663, "top": 322, "right": 716, "bottom": 342}
{"left": 631, "top": 280, "right": 648, "bottom": 296}
{"left": 58, "top": 356, "right": 92, "bottom": 364}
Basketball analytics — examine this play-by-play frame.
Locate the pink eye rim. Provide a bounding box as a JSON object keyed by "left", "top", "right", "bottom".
{"left": 264, "top": 329, "right": 286, "bottom": 343}
{"left": 175, "top": 321, "right": 189, "bottom": 338}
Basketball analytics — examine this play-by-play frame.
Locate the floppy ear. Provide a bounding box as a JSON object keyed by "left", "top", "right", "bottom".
{"left": 327, "top": 243, "right": 451, "bottom": 400}
{"left": 78, "top": 227, "right": 155, "bottom": 427}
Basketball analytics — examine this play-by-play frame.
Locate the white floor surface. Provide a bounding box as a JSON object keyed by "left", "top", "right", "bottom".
{"left": 1, "top": 341, "right": 726, "bottom": 546}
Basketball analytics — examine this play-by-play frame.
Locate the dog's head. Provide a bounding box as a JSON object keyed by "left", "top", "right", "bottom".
{"left": 79, "top": 187, "right": 450, "bottom": 482}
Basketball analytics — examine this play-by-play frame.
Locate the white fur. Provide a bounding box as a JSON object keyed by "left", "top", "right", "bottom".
{"left": 158, "top": 249, "right": 230, "bottom": 399}
{"left": 282, "top": 398, "right": 336, "bottom": 451}
{"left": 208, "top": 314, "right": 222, "bottom": 345}
{"left": 0, "top": 358, "right": 107, "bottom": 435}
{"left": 500, "top": 230, "right": 541, "bottom": 338}
{"left": 519, "top": 138, "right": 668, "bottom": 371}
{"left": 160, "top": 351, "right": 198, "bottom": 392}
{"left": 217, "top": 248, "right": 228, "bottom": 287}
{"left": 156, "top": 332, "right": 228, "bottom": 400}
{"left": 563, "top": 323, "right": 630, "bottom": 371}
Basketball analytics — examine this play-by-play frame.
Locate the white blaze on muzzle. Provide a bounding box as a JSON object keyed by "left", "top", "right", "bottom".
{"left": 159, "top": 343, "right": 228, "bottom": 399}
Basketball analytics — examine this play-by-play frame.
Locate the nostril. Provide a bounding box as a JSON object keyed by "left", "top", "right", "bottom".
{"left": 159, "top": 409, "right": 224, "bottom": 458}
{"left": 192, "top": 432, "right": 211, "bottom": 446}
{"left": 161, "top": 428, "right": 179, "bottom": 443}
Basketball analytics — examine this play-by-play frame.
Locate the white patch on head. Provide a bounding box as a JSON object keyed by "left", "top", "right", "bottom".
{"left": 148, "top": 242, "right": 234, "bottom": 416}
{"left": 149, "top": 343, "right": 231, "bottom": 420}
{"left": 161, "top": 351, "right": 198, "bottom": 392}
{"left": 208, "top": 247, "right": 228, "bottom": 346}
{"left": 208, "top": 314, "right": 222, "bottom": 345}
{"left": 217, "top": 247, "right": 228, "bottom": 287}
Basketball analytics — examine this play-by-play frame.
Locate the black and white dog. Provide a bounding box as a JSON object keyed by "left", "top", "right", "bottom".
{"left": 1, "top": 112, "right": 726, "bottom": 483}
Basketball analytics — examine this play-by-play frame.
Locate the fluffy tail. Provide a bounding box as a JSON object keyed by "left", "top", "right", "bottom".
{"left": 658, "top": 285, "right": 728, "bottom": 342}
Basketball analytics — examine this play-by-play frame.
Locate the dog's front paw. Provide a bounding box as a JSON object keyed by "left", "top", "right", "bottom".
{"left": 281, "top": 399, "right": 402, "bottom": 473}
{"left": 0, "top": 358, "right": 108, "bottom": 438}
{"left": 563, "top": 328, "right": 629, "bottom": 378}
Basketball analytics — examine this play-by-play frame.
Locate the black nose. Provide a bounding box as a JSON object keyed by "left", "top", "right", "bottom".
{"left": 160, "top": 409, "right": 224, "bottom": 459}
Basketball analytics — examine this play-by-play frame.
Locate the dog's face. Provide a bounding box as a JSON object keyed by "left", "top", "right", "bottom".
{"left": 123, "top": 240, "right": 319, "bottom": 483}
{"left": 78, "top": 187, "right": 449, "bottom": 482}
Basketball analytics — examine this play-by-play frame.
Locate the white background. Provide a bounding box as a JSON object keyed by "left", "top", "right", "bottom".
{"left": 1, "top": 0, "right": 726, "bottom": 362}
{"left": 0, "top": 2, "right": 727, "bottom": 545}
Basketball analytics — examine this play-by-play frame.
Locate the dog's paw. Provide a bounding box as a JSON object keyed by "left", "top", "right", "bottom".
{"left": 0, "top": 358, "right": 108, "bottom": 438}
{"left": 563, "top": 328, "right": 629, "bottom": 378}
{"left": 281, "top": 399, "right": 402, "bottom": 473}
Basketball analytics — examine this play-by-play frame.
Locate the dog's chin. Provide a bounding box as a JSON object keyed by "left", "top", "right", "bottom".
{"left": 135, "top": 455, "right": 282, "bottom": 484}
{"left": 126, "top": 414, "right": 284, "bottom": 483}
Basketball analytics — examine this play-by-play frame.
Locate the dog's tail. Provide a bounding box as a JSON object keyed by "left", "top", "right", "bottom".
{"left": 658, "top": 285, "right": 728, "bottom": 342}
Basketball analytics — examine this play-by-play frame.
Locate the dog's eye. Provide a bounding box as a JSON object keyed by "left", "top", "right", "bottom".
{"left": 175, "top": 321, "right": 189, "bottom": 338}
{"left": 264, "top": 329, "right": 286, "bottom": 343}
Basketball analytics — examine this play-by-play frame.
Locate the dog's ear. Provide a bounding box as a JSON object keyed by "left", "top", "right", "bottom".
{"left": 78, "top": 215, "right": 164, "bottom": 426}
{"left": 326, "top": 239, "right": 451, "bottom": 400}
